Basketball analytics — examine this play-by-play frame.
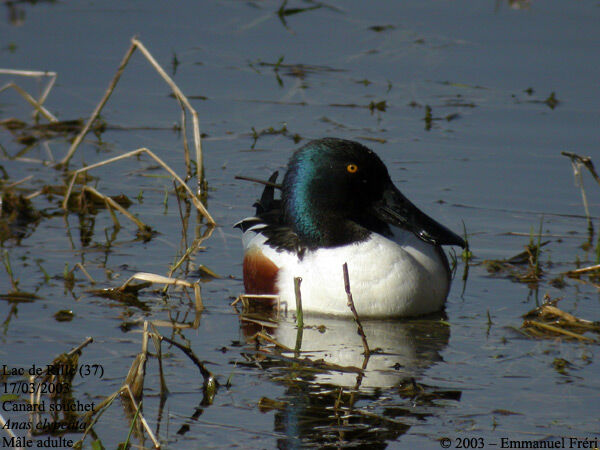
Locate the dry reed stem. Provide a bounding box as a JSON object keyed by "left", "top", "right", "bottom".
{"left": 561, "top": 151, "right": 600, "bottom": 186}
{"left": 122, "top": 272, "right": 194, "bottom": 289}
{"left": 539, "top": 306, "right": 578, "bottom": 323}
{"left": 149, "top": 323, "right": 169, "bottom": 399}
{"left": 523, "top": 320, "right": 595, "bottom": 342}
{"left": 538, "top": 304, "right": 594, "bottom": 325}
{"left": 24, "top": 189, "right": 44, "bottom": 200}
{"left": 177, "top": 96, "right": 192, "bottom": 181}
{"left": 565, "top": 264, "right": 600, "bottom": 276}
{"left": 251, "top": 331, "right": 294, "bottom": 352}
{"left": 123, "top": 384, "right": 161, "bottom": 449}
{"left": 131, "top": 38, "right": 204, "bottom": 195}
{"left": 119, "top": 272, "right": 202, "bottom": 312}
{"left": 342, "top": 263, "right": 370, "bottom": 356}
{"left": 73, "top": 263, "right": 96, "bottom": 284}
{"left": 32, "top": 374, "right": 42, "bottom": 424}
{"left": 231, "top": 293, "right": 280, "bottom": 306}
{"left": 67, "top": 336, "right": 94, "bottom": 357}
{"left": 59, "top": 41, "right": 137, "bottom": 166}
{"left": 28, "top": 337, "right": 93, "bottom": 431}
{"left": 294, "top": 277, "right": 303, "bottom": 329}
{"left": 31, "top": 380, "right": 43, "bottom": 418}
{"left": 124, "top": 354, "right": 146, "bottom": 396}
{"left": 58, "top": 38, "right": 205, "bottom": 201}
{"left": 82, "top": 185, "right": 148, "bottom": 231}
{"left": 62, "top": 147, "right": 214, "bottom": 223}
{"left": 239, "top": 315, "right": 278, "bottom": 328}
{"left": 124, "top": 323, "right": 148, "bottom": 401}
{"left": 8, "top": 157, "right": 46, "bottom": 165}
{"left": 570, "top": 159, "right": 592, "bottom": 231}
{"left": 0, "top": 82, "right": 58, "bottom": 122}
{"left": 32, "top": 335, "right": 93, "bottom": 381}
{"left": 293, "top": 276, "right": 304, "bottom": 355}
{"left": 524, "top": 303, "right": 600, "bottom": 335}
{"left": 158, "top": 334, "right": 213, "bottom": 380}
{"left": 142, "top": 320, "right": 149, "bottom": 354}
{"left": 0, "top": 68, "right": 57, "bottom": 114}
{"left": 562, "top": 151, "right": 599, "bottom": 236}
{"left": 234, "top": 175, "right": 282, "bottom": 189}
{"left": 0, "top": 67, "right": 57, "bottom": 122}
{"left": 167, "top": 226, "right": 216, "bottom": 278}
{"left": 5, "top": 175, "right": 33, "bottom": 189}
{"left": 193, "top": 282, "right": 203, "bottom": 312}
{"left": 78, "top": 389, "right": 120, "bottom": 444}
{"left": 103, "top": 197, "right": 121, "bottom": 228}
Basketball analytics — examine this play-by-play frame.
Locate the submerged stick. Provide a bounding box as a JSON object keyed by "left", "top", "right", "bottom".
{"left": 342, "top": 263, "right": 370, "bottom": 356}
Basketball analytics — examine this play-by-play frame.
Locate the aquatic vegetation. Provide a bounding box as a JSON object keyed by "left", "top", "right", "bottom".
{"left": 483, "top": 219, "right": 547, "bottom": 284}
{"left": 521, "top": 295, "right": 600, "bottom": 342}
{"left": 0, "top": 189, "right": 41, "bottom": 243}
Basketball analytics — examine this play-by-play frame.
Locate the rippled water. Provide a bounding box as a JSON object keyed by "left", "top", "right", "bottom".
{"left": 2, "top": 0, "right": 600, "bottom": 448}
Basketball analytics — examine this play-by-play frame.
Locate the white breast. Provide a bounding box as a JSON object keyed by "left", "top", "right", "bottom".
{"left": 243, "top": 228, "right": 450, "bottom": 318}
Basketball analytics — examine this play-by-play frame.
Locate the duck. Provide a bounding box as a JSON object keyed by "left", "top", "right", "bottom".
{"left": 235, "top": 138, "right": 465, "bottom": 318}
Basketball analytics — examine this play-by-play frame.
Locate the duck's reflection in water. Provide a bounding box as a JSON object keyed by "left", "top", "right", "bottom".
{"left": 239, "top": 312, "right": 461, "bottom": 448}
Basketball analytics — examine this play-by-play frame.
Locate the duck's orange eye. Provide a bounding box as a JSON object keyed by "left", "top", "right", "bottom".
{"left": 346, "top": 163, "right": 358, "bottom": 174}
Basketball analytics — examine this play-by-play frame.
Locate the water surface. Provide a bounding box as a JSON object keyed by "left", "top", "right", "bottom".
{"left": 2, "top": 0, "right": 599, "bottom": 448}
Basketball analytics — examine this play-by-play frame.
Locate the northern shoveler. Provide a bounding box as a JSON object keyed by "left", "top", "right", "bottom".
{"left": 235, "top": 138, "right": 465, "bottom": 318}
